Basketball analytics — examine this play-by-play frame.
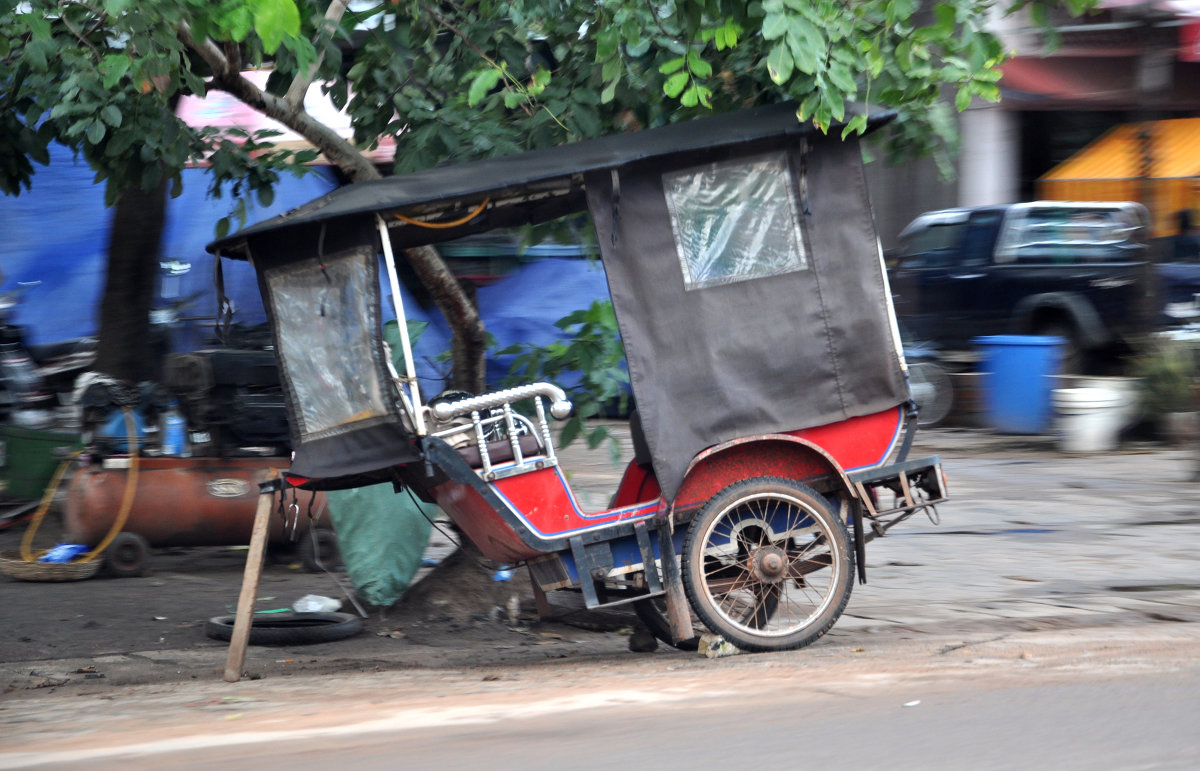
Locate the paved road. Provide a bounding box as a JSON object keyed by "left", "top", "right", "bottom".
{"left": 2, "top": 628, "right": 1197, "bottom": 769}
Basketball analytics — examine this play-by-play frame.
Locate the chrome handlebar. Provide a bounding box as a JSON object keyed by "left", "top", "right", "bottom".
{"left": 430, "top": 383, "right": 572, "bottom": 422}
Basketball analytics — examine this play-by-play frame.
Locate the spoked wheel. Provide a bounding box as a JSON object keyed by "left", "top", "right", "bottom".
{"left": 909, "top": 360, "right": 954, "bottom": 427}
{"left": 680, "top": 477, "right": 853, "bottom": 653}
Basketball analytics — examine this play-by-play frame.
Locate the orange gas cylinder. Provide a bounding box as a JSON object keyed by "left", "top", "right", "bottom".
{"left": 63, "top": 456, "right": 328, "bottom": 548}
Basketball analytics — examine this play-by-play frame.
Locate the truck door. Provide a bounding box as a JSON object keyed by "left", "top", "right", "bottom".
{"left": 891, "top": 210, "right": 1001, "bottom": 347}
{"left": 951, "top": 209, "right": 1005, "bottom": 340}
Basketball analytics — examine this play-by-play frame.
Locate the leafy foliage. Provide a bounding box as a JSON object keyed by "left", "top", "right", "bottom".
{"left": 499, "top": 299, "right": 629, "bottom": 459}
{"left": 0, "top": 0, "right": 1095, "bottom": 220}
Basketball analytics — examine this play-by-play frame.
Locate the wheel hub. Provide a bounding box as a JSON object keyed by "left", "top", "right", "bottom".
{"left": 749, "top": 545, "right": 788, "bottom": 583}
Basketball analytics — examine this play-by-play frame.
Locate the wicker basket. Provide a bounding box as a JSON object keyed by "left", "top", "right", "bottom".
{"left": 0, "top": 550, "right": 102, "bottom": 582}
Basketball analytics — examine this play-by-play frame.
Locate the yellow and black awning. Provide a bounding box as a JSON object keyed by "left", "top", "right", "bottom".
{"left": 1039, "top": 118, "right": 1200, "bottom": 236}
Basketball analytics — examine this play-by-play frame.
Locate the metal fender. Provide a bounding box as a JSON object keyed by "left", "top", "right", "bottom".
{"left": 1012, "top": 292, "right": 1108, "bottom": 347}
{"left": 671, "top": 434, "right": 859, "bottom": 515}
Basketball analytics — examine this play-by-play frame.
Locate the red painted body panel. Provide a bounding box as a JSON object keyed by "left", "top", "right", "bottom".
{"left": 790, "top": 407, "right": 903, "bottom": 471}
{"left": 426, "top": 406, "right": 904, "bottom": 556}
{"left": 610, "top": 462, "right": 660, "bottom": 508}
{"left": 429, "top": 479, "right": 548, "bottom": 563}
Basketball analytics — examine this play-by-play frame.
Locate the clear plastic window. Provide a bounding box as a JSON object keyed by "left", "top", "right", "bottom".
{"left": 265, "top": 251, "right": 389, "bottom": 440}
{"left": 663, "top": 152, "right": 807, "bottom": 290}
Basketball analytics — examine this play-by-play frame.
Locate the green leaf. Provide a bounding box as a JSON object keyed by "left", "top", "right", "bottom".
{"left": 258, "top": 185, "right": 275, "bottom": 207}
{"left": 955, "top": 86, "right": 971, "bottom": 111}
{"left": 100, "top": 55, "right": 132, "bottom": 90}
{"left": 250, "top": 0, "right": 301, "bottom": 53}
{"left": 663, "top": 71, "right": 688, "bottom": 98}
{"left": 973, "top": 81, "right": 1001, "bottom": 103}
{"left": 762, "top": 12, "right": 787, "bottom": 41}
{"left": 681, "top": 85, "right": 699, "bottom": 107}
{"left": 104, "top": 0, "right": 134, "bottom": 15}
{"left": 100, "top": 105, "right": 123, "bottom": 128}
{"left": 602, "top": 56, "right": 622, "bottom": 82}
{"left": 797, "top": 91, "right": 820, "bottom": 122}
{"left": 686, "top": 50, "right": 712, "bottom": 78}
{"left": 658, "top": 56, "right": 686, "bottom": 75}
{"left": 827, "top": 62, "right": 856, "bottom": 95}
{"left": 224, "top": 6, "right": 254, "bottom": 42}
{"left": 215, "top": 217, "right": 231, "bottom": 239}
{"left": 86, "top": 121, "right": 106, "bottom": 144}
{"left": 840, "top": 113, "right": 867, "bottom": 139}
{"left": 934, "top": 3, "right": 957, "bottom": 33}
{"left": 596, "top": 27, "right": 619, "bottom": 60}
{"left": 559, "top": 416, "right": 582, "bottom": 449}
{"left": 766, "top": 44, "right": 793, "bottom": 85}
{"left": 786, "top": 33, "right": 820, "bottom": 75}
{"left": 467, "top": 68, "right": 503, "bottom": 107}
{"left": 19, "top": 13, "right": 51, "bottom": 40}
{"left": 600, "top": 79, "right": 617, "bottom": 104}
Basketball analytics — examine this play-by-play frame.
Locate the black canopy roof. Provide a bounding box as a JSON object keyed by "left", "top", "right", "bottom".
{"left": 208, "top": 102, "right": 892, "bottom": 256}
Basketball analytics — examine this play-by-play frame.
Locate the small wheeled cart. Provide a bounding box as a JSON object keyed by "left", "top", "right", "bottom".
{"left": 208, "top": 102, "right": 948, "bottom": 652}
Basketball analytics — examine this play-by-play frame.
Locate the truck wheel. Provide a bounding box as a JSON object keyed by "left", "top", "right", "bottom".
{"left": 1035, "top": 323, "right": 1082, "bottom": 374}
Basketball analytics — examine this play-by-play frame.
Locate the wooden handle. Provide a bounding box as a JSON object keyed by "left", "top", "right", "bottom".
{"left": 223, "top": 470, "right": 278, "bottom": 682}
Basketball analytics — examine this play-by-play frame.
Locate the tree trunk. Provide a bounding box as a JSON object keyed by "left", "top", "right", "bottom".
{"left": 405, "top": 244, "right": 487, "bottom": 394}
{"left": 92, "top": 175, "right": 170, "bottom": 383}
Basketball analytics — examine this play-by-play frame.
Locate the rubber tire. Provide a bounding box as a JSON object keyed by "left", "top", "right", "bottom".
{"left": 204, "top": 612, "right": 363, "bottom": 645}
{"left": 681, "top": 477, "right": 853, "bottom": 653}
{"left": 1035, "top": 322, "right": 1083, "bottom": 375}
{"left": 909, "top": 361, "right": 954, "bottom": 427}
{"left": 633, "top": 596, "right": 701, "bottom": 651}
{"left": 298, "top": 528, "right": 341, "bottom": 573}
{"left": 105, "top": 532, "right": 152, "bottom": 578}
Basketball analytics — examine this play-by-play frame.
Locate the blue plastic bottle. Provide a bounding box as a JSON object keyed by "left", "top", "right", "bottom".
{"left": 162, "top": 404, "right": 188, "bottom": 457}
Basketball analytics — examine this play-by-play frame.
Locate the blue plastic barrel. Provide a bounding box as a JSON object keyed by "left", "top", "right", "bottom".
{"left": 973, "top": 335, "right": 1064, "bottom": 434}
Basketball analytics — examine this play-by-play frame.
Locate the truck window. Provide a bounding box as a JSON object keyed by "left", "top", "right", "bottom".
{"left": 897, "top": 221, "right": 967, "bottom": 268}
{"left": 996, "top": 206, "right": 1145, "bottom": 265}
{"left": 960, "top": 212, "right": 1003, "bottom": 267}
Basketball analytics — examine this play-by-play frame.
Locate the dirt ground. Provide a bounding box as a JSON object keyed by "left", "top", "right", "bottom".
{"left": 0, "top": 515, "right": 644, "bottom": 694}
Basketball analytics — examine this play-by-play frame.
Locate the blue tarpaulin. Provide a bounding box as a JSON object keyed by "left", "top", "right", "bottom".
{"left": 0, "top": 142, "right": 339, "bottom": 347}
{"left": 1, "top": 144, "right": 613, "bottom": 393}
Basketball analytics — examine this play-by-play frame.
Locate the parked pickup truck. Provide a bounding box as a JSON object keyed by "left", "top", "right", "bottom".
{"left": 888, "top": 201, "right": 1153, "bottom": 370}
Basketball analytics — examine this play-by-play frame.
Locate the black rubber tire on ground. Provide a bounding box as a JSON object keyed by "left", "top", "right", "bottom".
{"left": 204, "top": 612, "right": 363, "bottom": 645}
{"left": 681, "top": 477, "right": 854, "bottom": 653}
{"left": 633, "top": 596, "right": 701, "bottom": 651}
{"left": 104, "top": 532, "right": 152, "bottom": 578}
{"left": 298, "top": 527, "right": 341, "bottom": 573}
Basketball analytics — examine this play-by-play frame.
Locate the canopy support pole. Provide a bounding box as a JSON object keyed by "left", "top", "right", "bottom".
{"left": 376, "top": 215, "right": 426, "bottom": 434}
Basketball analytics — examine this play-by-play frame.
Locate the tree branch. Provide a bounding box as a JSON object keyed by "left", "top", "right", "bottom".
{"left": 178, "top": 22, "right": 233, "bottom": 79}
{"left": 212, "top": 70, "right": 382, "bottom": 182}
{"left": 285, "top": 0, "right": 351, "bottom": 109}
{"left": 177, "top": 21, "right": 379, "bottom": 183}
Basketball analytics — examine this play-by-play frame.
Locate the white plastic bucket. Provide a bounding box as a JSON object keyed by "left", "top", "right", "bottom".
{"left": 1052, "top": 387, "right": 1126, "bottom": 453}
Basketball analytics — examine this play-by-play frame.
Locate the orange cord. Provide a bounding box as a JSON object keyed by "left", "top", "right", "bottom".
{"left": 394, "top": 198, "right": 490, "bottom": 229}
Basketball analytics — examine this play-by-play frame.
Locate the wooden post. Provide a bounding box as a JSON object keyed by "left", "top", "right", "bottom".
{"left": 223, "top": 470, "right": 279, "bottom": 683}
{"left": 657, "top": 520, "right": 694, "bottom": 643}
